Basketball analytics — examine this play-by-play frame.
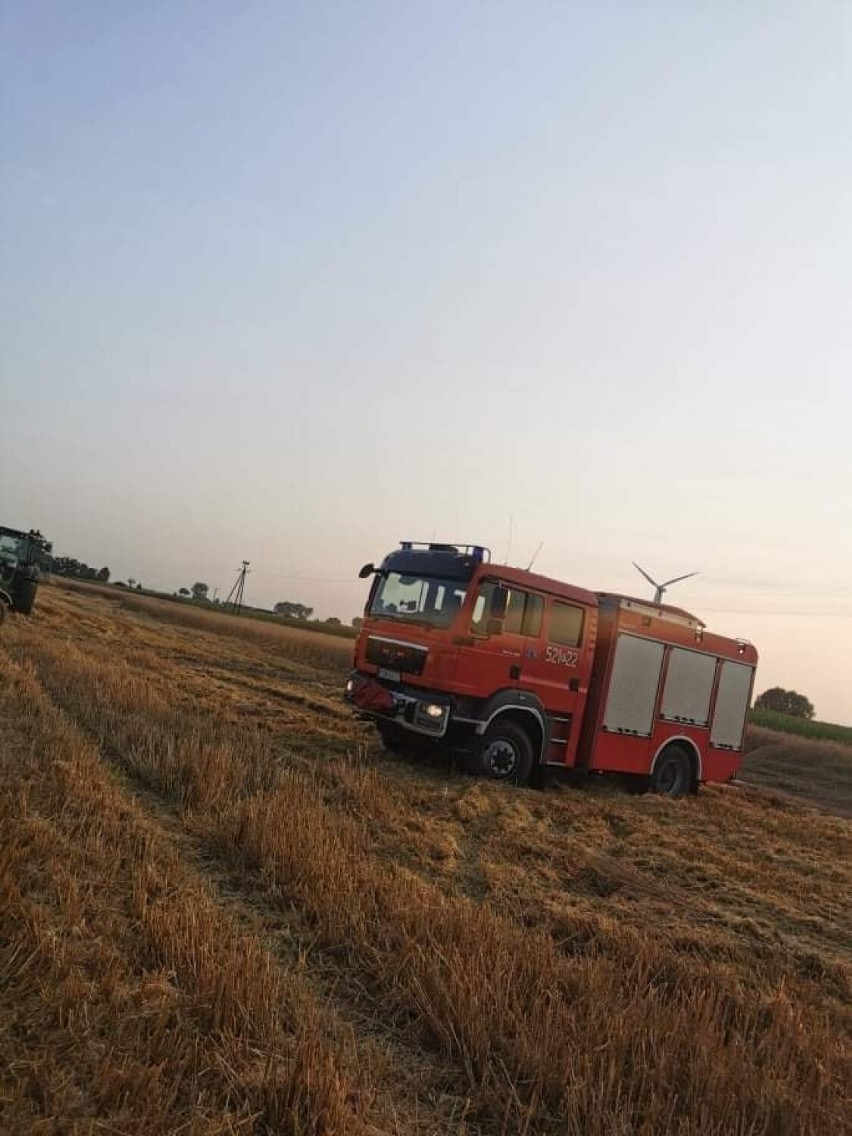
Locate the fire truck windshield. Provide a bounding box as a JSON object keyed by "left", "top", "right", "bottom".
{"left": 369, "top": 572, "right": 467, "bottom": 628}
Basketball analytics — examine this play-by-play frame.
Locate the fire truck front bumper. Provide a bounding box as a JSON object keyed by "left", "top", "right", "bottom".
{"left": 344, "top": 673, "right": 454, "bottom": 738}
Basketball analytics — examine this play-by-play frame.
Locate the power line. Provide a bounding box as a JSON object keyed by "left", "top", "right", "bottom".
{"left": 249, "top": 569, "right": 356, "bottom": 583}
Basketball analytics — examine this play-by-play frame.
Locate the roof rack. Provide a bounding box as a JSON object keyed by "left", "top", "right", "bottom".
{"left": 399, "top": 541, "right": 491, "bottom": 561}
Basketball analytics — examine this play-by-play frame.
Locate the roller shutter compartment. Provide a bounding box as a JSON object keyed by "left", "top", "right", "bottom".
{"left": 661, "top": 647, "right": 716, "bottom": 726}
{"left": 711, "top": 661, "right": 754, "bottom": 749}
{"left": 603, "top": 635, "right": 665, "bottom": 737}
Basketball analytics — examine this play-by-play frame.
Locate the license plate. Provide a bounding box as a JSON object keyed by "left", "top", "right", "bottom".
{"left": 378, "top": 667, "right": 401, "bottom": 683}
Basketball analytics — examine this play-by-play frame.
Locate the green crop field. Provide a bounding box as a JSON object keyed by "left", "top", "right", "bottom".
{"left": 749, "top": 706, "right": 852, "bottom": 746}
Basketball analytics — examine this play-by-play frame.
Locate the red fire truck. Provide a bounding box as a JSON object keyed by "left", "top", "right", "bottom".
{"left": 345, "top": 542, "right": 758, "bottom": 796}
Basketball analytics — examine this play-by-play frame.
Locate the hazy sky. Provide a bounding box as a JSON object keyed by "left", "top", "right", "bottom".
{"left": 2, "top": 3, "right": 851, "bottom": 723}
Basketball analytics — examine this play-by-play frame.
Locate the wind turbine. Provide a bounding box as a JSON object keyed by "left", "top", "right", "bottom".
{"left": 632, "top": 562, "right": 698, "bottom": 604}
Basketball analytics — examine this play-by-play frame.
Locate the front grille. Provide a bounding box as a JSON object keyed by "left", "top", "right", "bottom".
{"left": 365, "top": 636, "right": 427, "bottom": 676}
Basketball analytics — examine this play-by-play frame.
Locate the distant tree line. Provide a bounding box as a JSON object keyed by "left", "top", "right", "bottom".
{"left": 49, "top": 556, "right": 110, "bottom": 583}
{"left": 754, "top": 687, "right": 815, "bottom": 720}
{"left": 273, "top": 604, "right": 364, "bottom": 629}
{"left": 173, "top": 585, "right": 358, "bottom": 628}
{"left": 174, "top": 582, "right": 216, "bottom": 605}
{"left": 274, "top": 600, "right": 313, "bottom": 620}
{"left": 48, "top": 556, "right": 361, "bottom": 626}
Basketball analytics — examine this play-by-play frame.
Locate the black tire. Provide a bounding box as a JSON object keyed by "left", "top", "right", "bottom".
{"left": 479, "top": 719, "right": 535, "bottom": 786}
{"left": 12, "top": 578, "right": 37, "bottom": 616}
{"left": 651, "top": 746, "right": 691, "bottom": 799}
{"left": 376, "top": 722, "right": 407, "bottom": 755}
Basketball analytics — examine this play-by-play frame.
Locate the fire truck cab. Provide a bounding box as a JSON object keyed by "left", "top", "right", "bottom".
{"left": 345, "top": 542, "right": 757, "bottom": 796}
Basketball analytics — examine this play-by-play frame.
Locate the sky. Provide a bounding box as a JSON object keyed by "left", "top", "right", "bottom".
{"left": 2, "top": 2, "right": 851, "bottom": 724}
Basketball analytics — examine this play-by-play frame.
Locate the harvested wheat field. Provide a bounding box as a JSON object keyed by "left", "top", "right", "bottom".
{"left": 1, "top": 582, "right": 849, "bottom": 1135}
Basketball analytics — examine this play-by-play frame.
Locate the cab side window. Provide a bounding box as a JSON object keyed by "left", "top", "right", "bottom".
{"left": 549, "top": 601, "right": 584, "bottom": 647}
{"left": 471, "top": 582, "right": 543, "bottom": 637}
{"left": 504, "top": 589, "right": 544, "bottom": 636}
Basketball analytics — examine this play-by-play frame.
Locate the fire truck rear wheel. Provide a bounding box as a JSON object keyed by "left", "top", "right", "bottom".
{"left": 479, "top": 720, "right": 534, "bottom": 786}
{"left": 651, "top": 746, "right": 690, "bottom": 799}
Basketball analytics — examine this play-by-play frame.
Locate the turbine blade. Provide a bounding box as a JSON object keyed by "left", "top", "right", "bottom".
{"left": 660, "top": 571, "right": 699, "bottom": 588}
{"left": 632, "top": 561, "right": 658, "bottom": 588}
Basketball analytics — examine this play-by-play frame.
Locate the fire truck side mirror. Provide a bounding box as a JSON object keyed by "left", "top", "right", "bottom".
{"left": 358, "top": 563, "right": 375, "bottom": 579}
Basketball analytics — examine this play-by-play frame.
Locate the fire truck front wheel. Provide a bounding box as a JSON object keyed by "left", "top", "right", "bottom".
{"left": 651, "top": 746, "right": 691, "bottom": 799}
{"left": 479, "top": 720, "right": 534, "bottom": 786}
{"left": 376, "top": 722, "right": 407, "bottom": 755}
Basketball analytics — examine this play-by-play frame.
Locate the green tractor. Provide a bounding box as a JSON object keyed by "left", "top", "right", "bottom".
{"left": 0, "top": 527, "right": 52, "bottom": 621}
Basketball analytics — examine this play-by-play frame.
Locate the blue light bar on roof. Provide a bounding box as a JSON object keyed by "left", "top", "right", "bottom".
{"left": 396, "top": 541, "right": 491, "bottom": 561}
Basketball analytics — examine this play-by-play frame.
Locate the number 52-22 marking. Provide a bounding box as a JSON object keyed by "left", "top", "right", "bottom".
{"left": 545, "top": 646, "right": 579, "bottom": 667}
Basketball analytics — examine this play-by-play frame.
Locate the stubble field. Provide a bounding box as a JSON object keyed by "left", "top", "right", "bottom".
{"left": 1, "top": 582, "right": 849, "bottom": 1135}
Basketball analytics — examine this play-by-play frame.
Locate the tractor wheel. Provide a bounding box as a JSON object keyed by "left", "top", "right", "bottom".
{"left": 12, "top": 579, "right": 37, "bottom": 616}
{"left": 651, "top": 746, "right": 691, "bottom": 799}
{"left": 479, "top": 719, "right": 534, "bottom": 786}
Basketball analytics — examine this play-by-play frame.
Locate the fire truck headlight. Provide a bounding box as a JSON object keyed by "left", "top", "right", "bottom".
{"left": 345, "top": 679, "right": 354, "bottom": 695}
{"left": 415, "top": 701, "right": 447, "bottom": 729}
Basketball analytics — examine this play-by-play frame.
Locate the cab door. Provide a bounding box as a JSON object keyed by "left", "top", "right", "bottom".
{"left": 453, "top": 581, "right": 537, "bottom": 700}
{"left": 519, "top": 598, "right": 597, "bottom": 767}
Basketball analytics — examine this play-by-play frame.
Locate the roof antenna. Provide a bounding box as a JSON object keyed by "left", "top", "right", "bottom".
{"left": 526, "top": 542, "right": 543, "bottom": 571}
{"left": 633, "top": 562, "right": 698, "bottom": 604}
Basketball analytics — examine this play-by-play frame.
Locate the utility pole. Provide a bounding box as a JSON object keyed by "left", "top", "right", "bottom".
{"left": 225, "top": 560, "right": 250, "bottom": 614}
